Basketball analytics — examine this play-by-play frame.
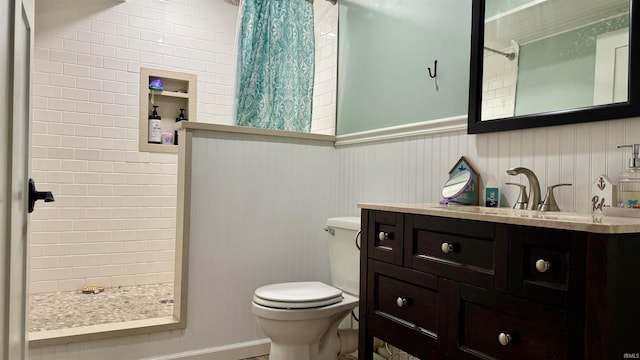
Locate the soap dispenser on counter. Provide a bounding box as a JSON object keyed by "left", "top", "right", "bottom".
{"left": 617, "top": 144, "right": 640, "bottom": 208}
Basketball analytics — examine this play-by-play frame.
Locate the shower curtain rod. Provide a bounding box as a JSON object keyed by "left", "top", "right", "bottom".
{"left": 483, "top": 46, "right": 516, "bottom": 60}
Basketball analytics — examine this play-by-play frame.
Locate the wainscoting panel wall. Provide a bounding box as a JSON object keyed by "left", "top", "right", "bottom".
{"left": 335, "top": 116, "right": 638, "bottom": 216}
{"left": 186, "top": 130, "right": 337, "bottom": 344}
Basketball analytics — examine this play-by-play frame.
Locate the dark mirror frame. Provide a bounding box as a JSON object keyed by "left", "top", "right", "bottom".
{"left": 468, "top": 0, "right": 640, "bottom": 134}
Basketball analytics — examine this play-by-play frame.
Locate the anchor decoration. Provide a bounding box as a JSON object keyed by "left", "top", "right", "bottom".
{"left": 591, "top": 175, "right": 616, "bottom": 212}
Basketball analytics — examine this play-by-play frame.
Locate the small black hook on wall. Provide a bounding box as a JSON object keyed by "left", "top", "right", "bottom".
{"left": 428, "top": 60, "right": 438, "bottom": 78}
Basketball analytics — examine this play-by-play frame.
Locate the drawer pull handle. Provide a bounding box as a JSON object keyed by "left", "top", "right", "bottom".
{"left": 498, "top": 332, "right": 512, "bottom": 346}
{"left": 441, "top": 243, "right": 454, "bottom": 254}
{"left": 378, "top": 232, "right": 391, "bottom": 241}
{"left": 535, "top": 259, "right": 551, "bottom": 273}
{"left": 396, "top": 297, "right": 408, "bottom": 308}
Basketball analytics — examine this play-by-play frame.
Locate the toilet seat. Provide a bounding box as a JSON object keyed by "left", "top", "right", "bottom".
{"left": 253, "top": 281, "right": 344, "bottom": 309}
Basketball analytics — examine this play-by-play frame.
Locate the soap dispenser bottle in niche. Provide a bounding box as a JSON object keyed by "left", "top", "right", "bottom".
{"left": 617, "top": 144, "right": 640, "bottom": 208}
{"left": 174, "top": 108, "right": 187, "bottom": 145}
{"left": 176, "top": 108, "right": 187, "bottom": 122}
{"left": 148, "top": 105, "right": 162, "bottom": 144}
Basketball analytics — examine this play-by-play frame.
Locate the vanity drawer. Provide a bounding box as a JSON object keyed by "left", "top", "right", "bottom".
{"left": 368, "top": 211, "right": 404, "bottom": 265}
{"left": 508, "top": 226, "right": 586, "bottom": 308}
{"left": 367, "top": 260, "right": 447, "bottom": 357}
{"left": 454, "top": 284, "right": 570, "bottom": 360}
{"left": 406, "top": 215, "right": 498, "bottom": 288}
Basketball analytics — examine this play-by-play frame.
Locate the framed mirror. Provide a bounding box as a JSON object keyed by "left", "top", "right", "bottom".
{"left": 468, "top": 0, "right": 640, "bottom": 134}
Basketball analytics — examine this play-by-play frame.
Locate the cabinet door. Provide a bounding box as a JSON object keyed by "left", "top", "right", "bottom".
{"left": 449, "top": 283, "right": 573, "bottom": 360}
{"left": 507, "top": 226, "right": 586, "bottom": 308}
{"left": 367, "top": 260, "right": 448, "bottom": 359}
{"left": 367, "top": 211, "right": 404, "bottom": 265}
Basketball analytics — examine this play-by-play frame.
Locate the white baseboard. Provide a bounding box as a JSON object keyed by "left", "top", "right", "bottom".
{"left": 141, "top": 338, "right": 271, "bottom": 360}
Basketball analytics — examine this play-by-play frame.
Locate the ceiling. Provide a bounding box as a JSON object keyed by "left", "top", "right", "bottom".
{"left": 484, "top": 0, "right": 630, "bottom": 50}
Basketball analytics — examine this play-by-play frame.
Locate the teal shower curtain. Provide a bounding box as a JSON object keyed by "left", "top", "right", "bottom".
{"left": 235, "top": 0, "right": 315, "bottom": 133}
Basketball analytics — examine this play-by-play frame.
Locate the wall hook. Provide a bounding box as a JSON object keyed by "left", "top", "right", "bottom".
{"left": 428, "top": 60, "right": 437, "bottom": 78}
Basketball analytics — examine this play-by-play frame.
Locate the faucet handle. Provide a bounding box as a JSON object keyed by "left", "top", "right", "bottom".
{"left": 505, "top": 182, "right": 529, "bottom": 210}
{"left": 539, "top": 183, "right": 572, "bottom": 212}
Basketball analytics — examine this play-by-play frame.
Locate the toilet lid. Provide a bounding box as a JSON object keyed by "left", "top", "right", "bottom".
{"left": 253, "top": 281, "right": 343, "bottom": 309}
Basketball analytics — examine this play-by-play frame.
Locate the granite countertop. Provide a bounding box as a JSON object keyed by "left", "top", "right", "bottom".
{"left": 358, "top": 203, "right": 640, "bottom": 234}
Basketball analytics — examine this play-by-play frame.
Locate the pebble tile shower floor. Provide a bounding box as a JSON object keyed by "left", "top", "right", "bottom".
{"left": 30, "top": 284, "right": 356, "bottom": 359}
{"left": 28, "top": 283, "right": 174, "bottom": 332}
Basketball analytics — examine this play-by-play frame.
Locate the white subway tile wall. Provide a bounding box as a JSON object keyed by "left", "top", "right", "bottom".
{"left": 481, "top": 52, "right": 518, "bottom": 120}
{"left": 311, "top": 1, "right": 339, "bottom": 134}
{"left": 31, "top": 0, "right": 337, "bottom": 294}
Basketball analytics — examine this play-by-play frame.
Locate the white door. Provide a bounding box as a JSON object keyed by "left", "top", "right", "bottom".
{"left": 593, "top": 28, "right": 629, "bottom": 105}
{"left": 1, "top": 0, "right": 34, "bottom": 359}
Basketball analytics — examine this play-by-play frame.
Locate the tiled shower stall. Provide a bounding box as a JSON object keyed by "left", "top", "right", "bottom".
{"left": 30, "top": 0, "right": 337, "bottom": 295}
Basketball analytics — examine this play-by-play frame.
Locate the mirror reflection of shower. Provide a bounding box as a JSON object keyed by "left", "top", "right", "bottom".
{"left": 482, "top": 40, "right": 520, "bottom": 120}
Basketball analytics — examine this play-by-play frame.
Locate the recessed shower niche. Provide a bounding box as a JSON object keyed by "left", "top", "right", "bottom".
{"left": 139, "top": 67, "right": 197, "bottom": 153}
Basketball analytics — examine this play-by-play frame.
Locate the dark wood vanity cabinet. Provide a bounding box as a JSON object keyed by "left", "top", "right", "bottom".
{"left": 358, "top": 209, "right": 640, "bottom": 360}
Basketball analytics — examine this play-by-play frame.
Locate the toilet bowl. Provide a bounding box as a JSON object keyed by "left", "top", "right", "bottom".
{"left": 252, "top": 217, "right": 361, "bottom": 360}
{"left": 252, "top": 281, "right": 358, "bottom": 360}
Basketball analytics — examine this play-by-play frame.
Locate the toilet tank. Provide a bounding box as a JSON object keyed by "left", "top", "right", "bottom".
{"left": 326, "top": 217, "right": 361, "bottom": 296}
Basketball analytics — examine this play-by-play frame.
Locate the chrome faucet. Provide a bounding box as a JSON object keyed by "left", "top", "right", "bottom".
{"left": 506, "top": 167, "right": 541, "bottom": 210}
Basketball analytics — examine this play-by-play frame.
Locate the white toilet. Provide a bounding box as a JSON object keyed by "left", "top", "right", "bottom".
{"left": 252, "top": 217, "right": 361, "bottom": 360}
